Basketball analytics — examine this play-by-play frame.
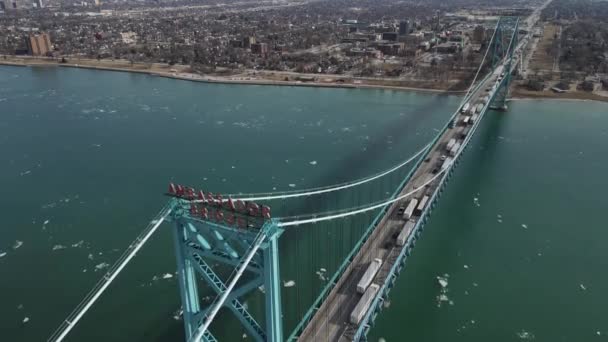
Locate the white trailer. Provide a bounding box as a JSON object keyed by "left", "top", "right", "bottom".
{"left": 350, "top": 283, "right": 380, "bottom": 325}
{"left": 470, "top": 114, "right": 479, "bottom": 123}
{"left": 441, "top": 157, "right": 453, "bottom": 171}
{"left": 415, "top": 195, "right": 429, "bottom": 216}
{"left": 357, "top": 258, "right": 382, "bottom": 294}
{"left": 449, "top": 141, "right": 461, "bottom": 157}
{"left": 446, "top": 138, "right": 456, "bottom": 151}
{"left": 402, "top": 198, "right": 418, "bottom": 220}
{"left": 396, "top": 220, "right": 416, "bottom": 247}
{"left": 461, "top": 102, "right": 470, "bottom": 113}
{"left": 476, "top": 103, "right": 484, "bottom": 113}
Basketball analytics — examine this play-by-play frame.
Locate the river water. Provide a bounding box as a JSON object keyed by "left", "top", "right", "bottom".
{"left": 0, "top": 65, "right": 606, "bottom": 341}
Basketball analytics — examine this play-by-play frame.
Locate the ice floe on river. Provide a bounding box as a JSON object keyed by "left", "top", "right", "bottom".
{"left": 71, "top": 240, "right": 84, "bottom": 248}
{"left": 436, "top": 274, "right": 453, "bottom": 307}
{"left": 94, "top": 262, "right": 109, "bottom": 271}
{"left": 516, "top": 330, "right": 535, "bottom": 340}
{"left": 316, "top": 267, "right": 328, "bottom": 281}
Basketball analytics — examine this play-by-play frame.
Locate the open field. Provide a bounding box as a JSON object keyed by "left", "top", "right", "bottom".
{"left": 528, "top": 23, "right": 560, "bottom": 77}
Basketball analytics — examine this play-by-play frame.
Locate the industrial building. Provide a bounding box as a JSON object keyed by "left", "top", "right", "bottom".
{"left": 26, "top": 32, "right": 52, "bottom": 56}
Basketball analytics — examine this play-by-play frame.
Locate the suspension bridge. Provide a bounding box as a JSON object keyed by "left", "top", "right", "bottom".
{"left": 49, "top": 15, "right": 527, "bottom": 342}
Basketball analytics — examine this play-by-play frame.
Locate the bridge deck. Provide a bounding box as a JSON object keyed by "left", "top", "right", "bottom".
{"left": 298, "top": 70, "right": 502, "bottom": 342}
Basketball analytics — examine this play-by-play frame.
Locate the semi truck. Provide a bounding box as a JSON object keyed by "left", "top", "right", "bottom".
{"left": 446, "top": 138, "right": 456, "bottom": 151}
{"left": 403, "top": 198, "right": 418, "bottom": 220}
{"left": 356, "top": 258, "right": 382, "bottom": 294}
{"left": 350, "top": 283, "right": 380, "bottom": 325}
{"left": 461, "top": 102, "right": 470, "bottom": 113}
{"left": 397, "top": 220, "right": 416, "bottom": 247}
{"left": 449, "top": 141, "right": 461, "bottom": 157}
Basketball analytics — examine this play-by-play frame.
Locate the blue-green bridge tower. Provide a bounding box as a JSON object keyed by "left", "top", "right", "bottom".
{"left": 168, "top": 191, "right": 284, "bottom": 342}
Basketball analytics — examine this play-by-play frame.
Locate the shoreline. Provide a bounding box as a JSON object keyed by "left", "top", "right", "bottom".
{"left": 0, "top": 57, "right": 465, "bottom": 95}
{"left": 509, "top": 97, "right": 608, "bottom": 103}
{"left": 510, "top": 87, "right": 608, "bottom": 104}
{"left": 2, "top": 58, "right": 607, "bottom": 104}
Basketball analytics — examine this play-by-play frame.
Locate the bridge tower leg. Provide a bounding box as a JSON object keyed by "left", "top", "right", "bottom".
{"left": 490, "top": 16, "right": 520, "bottom": 110}
{"left": 262, "top": 229, "right": 283, "bottom": 342}
{"left": 168, "top": 200, "right": 284, "bottom": 342}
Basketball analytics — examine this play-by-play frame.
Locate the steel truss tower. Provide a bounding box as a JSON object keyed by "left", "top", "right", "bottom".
{"left": 489, "top": 16, "right": 520, "bottom": 110}
{"left": 168, "top": 198, "right": 284, "bottom": 342}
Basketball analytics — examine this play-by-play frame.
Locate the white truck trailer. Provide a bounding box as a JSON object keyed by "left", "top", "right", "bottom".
{"left": 402, "top": 198, "right": 418, "bottom": 220}
{"left": 350, "top": 283, "right": 380, "bottom": 325}
{"left": 356, "top": 258, "right": 382, "bottom": 294}
{"left": 397, "top": 220, "right": 416, "bottom": 246}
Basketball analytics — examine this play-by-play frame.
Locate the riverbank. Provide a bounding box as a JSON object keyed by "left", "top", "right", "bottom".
{"left": 0, "top": 55, "right": 465, "bottom": 94}
{"left": 511, "top": 85, "right": 608, "bottom": 103}
{"left": 4, "top": 56, "right": 608, "bottom": 103}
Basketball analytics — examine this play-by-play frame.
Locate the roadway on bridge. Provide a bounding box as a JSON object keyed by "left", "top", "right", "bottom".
{"left": 298, "top": 65, "right": 506, "bottom": 342}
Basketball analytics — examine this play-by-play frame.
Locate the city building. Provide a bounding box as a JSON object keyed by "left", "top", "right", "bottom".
{"left": 376, "top": 42, "right": 404, "bottom": 56}
{"left": 251, "top": 42, "right": 268, "bottom": 55}
{"left": 435, "top": 42, "right": 460, "bottom": 54}
{"left": 399, "top": 20, "right": 409, "bottom": 35}
{"left": 448, "top": 35, "right": 465, "bottom": 48}
{"left": 243, "top": 36, "right": 256, "bottom": 49}
{"left": 120, "top": 32, "right": 137, "bottom": 45}
{"left": 473, "top": 25, "right": 486, "bottom": 43}
{"left": 403, "top": 46, "right": 420, "bottom": 58}
{"left": 382, "top": 32, "right": 398, "bottom": 41}
{"left": 230, "top": 40, "right": 243, "bottom": 48}
{"left": 26, "top": 32, "right": 52, "bottom": 56}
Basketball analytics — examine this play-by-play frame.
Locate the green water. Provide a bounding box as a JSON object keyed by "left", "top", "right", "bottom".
{"left": 0, "top": 65, "right": 606, "bottom": 341}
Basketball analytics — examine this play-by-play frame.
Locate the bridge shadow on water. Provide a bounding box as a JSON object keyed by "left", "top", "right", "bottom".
{"left": 281, "top": 93, "right": 455, "bottom": 218}
{"left": 273, "top": 93, "right": 461, "bottom": 335}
